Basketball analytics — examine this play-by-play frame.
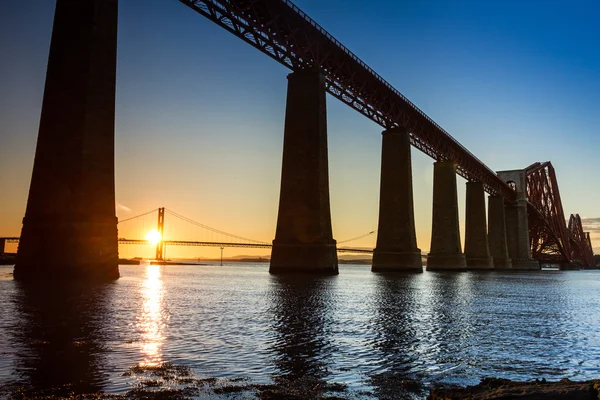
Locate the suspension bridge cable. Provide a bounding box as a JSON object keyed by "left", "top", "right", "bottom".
{"left": 117, "top": 208, "right": 159, "bottom": 224}
{"left": 337, "top": 230, "right": 376, "bottom": 244}
{"left": 165, "top": 209, "right": 269, "bottom": 244}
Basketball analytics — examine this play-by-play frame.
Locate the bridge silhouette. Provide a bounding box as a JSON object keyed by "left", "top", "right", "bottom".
{"left": 117, "top": 207, "right": 375, "bottom": 257}
{"left": 8, "top": 0, "right": 596, "bottom": 280}
{"left": 1, "top": 207, "right": 374, "bottom": 264}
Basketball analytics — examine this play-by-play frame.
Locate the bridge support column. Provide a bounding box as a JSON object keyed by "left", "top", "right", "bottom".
{"left": 156, "top": 207, "right": 165, "bottom": 261}
{"left": 427, "top": 161, "right": 467, "bottom": 271}
{"left": 497, "top": 169, "right": 539, "bottom": 270}
{"left": 487, "top": 195, "right": 512, "bottom": 269}
{"left": 14, "top": 0, "right": 119, "bottom": 281}
{"left": 464, "top": 182, "right": 493, "bottom": 269}
{"left": 270, "top": 69, "right": 338, "bottom": 274}
{"left": 372, "top": 127, "right": 422, "bottom": 272}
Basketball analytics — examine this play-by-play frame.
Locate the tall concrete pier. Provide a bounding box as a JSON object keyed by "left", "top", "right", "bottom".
{"left": 488, "top": 195, "right": 512, "bottom": 269}
{"left": 15, "top": 0, "right": 119, "bottom": 280}
{"left": 270, "top": 69, "right": 338, "bottom": 274}
{"left": 497, "top": 169, "right": 539, "bottom": 270}
{"left": 372, "top": 127, "right": 422, "bottom": 272}
{"left": 427, "top": 161, "right": 467, "bottom": 271}
{"left": 464, "top": 182, "right": 493, "bottom": 269}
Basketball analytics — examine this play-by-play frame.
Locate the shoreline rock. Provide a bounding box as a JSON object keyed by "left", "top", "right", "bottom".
{"left": 428, "top": 377, "right": 600, "bottom": 400}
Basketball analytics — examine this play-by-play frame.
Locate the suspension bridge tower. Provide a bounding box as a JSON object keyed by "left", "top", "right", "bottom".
{"left": 156, "top": 208, "right": 165, "bottom": 261}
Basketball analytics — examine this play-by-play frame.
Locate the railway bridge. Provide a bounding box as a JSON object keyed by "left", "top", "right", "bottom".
{"left": 9, "top": 0, "right": 594, "bottom": 280}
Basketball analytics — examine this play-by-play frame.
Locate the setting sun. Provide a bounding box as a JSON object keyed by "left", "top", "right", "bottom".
{"left": 145, "top": 229, "right": 162, "bottom": 245}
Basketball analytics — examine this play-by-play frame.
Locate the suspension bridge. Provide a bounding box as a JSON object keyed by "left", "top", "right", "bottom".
{"left": 1, "top": 207, "right": 375, "bottom": 262}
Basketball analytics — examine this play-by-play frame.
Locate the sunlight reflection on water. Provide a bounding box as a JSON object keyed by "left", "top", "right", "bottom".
{"left": 138, "top": 265, "right": 166, "bottom": 366}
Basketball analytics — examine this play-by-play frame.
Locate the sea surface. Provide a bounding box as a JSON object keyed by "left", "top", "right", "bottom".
{"left": 1, "top": 263, "right": 600, "bottom": 398}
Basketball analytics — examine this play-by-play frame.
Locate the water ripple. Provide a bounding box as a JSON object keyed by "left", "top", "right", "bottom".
{"left": 1, "top": 264, "right": 600, "bottom": 398}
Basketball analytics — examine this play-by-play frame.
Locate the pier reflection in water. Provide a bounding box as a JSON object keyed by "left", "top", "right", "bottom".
{"left": 7, "top": 281, "right": 114, "bottom": 396}
{"left": 368, "top": 273, "right": 426, "bottom": 398}
{"left": 267, "top": 275, "right": 335, "bottom": 380}
{"left": 417, "top": 273, "right": 476, "bottom": 380}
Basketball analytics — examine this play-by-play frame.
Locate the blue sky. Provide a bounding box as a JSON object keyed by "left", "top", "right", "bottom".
{"left": 0, "top": 0, "right": 598, "bottom": 257}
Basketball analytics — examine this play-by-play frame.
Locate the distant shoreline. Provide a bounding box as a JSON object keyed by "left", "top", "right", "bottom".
{"left": 0, "top": 253, "right": 16, "bottom": 265}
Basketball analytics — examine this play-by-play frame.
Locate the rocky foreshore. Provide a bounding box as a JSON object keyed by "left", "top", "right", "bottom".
{"left": 4, "top": 375, "right": 600, "bottom": 399}
{"left": 428, "top": 378, "right": 600, "bottom": 400}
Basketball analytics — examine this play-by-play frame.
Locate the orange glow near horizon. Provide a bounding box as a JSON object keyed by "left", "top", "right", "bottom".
{"left": 145, "top": 229, "right": 162, "bottom": 245}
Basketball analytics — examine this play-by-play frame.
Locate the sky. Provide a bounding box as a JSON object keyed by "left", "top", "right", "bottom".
{"left": 0, "top": 0, "right": 598, "bottom": 259}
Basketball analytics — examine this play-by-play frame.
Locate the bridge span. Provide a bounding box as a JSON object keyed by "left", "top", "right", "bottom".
{"left": 118, "top": 240, "right": 372, "bottom": 254}
{"left": 10, "top": 0, "right": 594, "bottom": 280}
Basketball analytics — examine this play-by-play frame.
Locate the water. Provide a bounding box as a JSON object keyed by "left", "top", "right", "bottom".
{"left": 1, "top": 263, "right": 600, "bottom": 398}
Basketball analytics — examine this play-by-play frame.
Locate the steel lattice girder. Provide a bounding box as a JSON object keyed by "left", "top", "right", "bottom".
{"left": 179, "top": 0, "right": 516, "bottom": 200}
{"left": 568, "top": 214, "right": 595, "bottom": 267}
{"left": 525, "top": 162, "right": 571, "bottom": 263}
{"left": 525, "top": 162, "right": 594, "bottom": 268}
{"left": 527, "top": 210, "right": 565, "bottom": 262}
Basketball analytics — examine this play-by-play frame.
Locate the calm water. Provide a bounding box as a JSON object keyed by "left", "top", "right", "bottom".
{"left": 1, "top": 263, "right": 600, "bottom": 398}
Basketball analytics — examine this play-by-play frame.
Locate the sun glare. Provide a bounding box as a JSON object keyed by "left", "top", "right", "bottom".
{"left": 145, "top": 229, "right": 162, "bottom": 245}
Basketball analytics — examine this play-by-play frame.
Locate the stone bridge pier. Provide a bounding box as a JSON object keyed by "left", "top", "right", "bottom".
{"left": 497, "top": 169, "right": 539, "bottom": 270}
{"left": 427, "top": 161, "right": 467, "bottom": 271}
{"left": 488, "top": 195, "right": 512, "bottom": 268}
{"left": 464, "top": 181, "right": 493, "bottom": 269}
{"left": 270, "top": 69, "right": 338, "bottom": 274}
{"left": 372, "top": 127, "right": 422, "bottom": 272}
{"left": 15, "top": 0, "right": 119, "bottom": 281}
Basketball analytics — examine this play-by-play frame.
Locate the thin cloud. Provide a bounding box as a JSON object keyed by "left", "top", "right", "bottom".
{"left": 583, "top": 226, "right": 600, "bottom": 232}
{"left": 581, "top": 217, "right": 600, "bottom": 224}
{"left": 577, "top": 217, "right": 600, "bottom": 232}
{"left": 117, "top": 203, "right": 132, "bottom": 213}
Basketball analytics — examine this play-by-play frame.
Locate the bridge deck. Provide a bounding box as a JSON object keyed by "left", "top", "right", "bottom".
{"left": 119, "top": 239, "right": 372, "bottom": 253}
{"left": 1, "top": 237, "right": 372, "bottom": 254}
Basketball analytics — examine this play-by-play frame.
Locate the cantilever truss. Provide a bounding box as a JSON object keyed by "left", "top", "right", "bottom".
{"left": 568, "top": 214, "right": 595, "bottom": 267}
{"left": 178, "top": 0, "right": 516, "bottom": 200}
{"left": 526, "top": 162, "right": 571, "bottom": 263}
{"left": 526, "top": 162, "right": 594, "bottom": 267}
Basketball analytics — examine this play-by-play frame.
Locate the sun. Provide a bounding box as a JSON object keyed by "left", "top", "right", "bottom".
{"left": 145, "top": 229, "right": 162, "bottom": 245}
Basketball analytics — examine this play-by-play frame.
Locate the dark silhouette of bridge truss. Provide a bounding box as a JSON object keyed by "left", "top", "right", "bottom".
{"left": 526, "top": 162, "right": 594, "bottom": 266}
{"left": 119, "top": 208, "right": 374, "bottom": 255}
